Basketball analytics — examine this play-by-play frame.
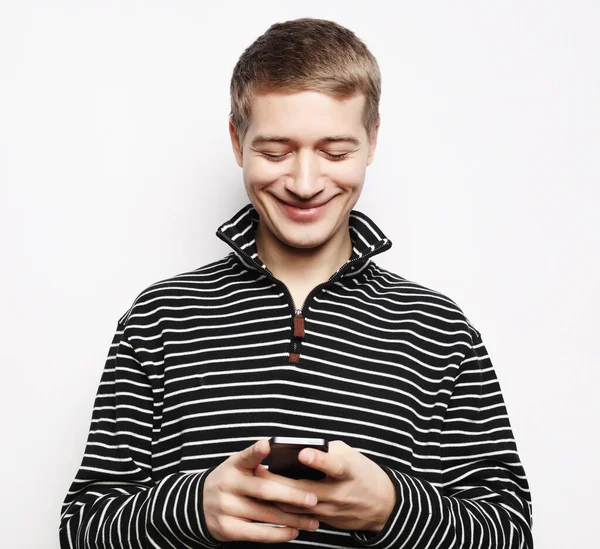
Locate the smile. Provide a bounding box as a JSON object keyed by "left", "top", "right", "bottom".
{"left": 276, "top": 197, "right": 332, "bottom": 222}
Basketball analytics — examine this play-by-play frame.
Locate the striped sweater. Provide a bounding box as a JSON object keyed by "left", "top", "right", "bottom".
{"left": 60, "top": 203, "right": 533, "bottom": 548}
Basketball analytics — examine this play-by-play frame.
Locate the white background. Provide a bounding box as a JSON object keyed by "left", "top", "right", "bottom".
{"left": 1, "top": 1, "right": 598, "bottom": 547}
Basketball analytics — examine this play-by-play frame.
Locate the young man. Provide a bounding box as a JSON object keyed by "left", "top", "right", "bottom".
{"left": 60, "top": 18, "right": 533, "bottom": 549}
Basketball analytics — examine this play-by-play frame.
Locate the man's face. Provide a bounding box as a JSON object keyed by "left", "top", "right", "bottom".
{"left": 229, "top": 90, "right": 379, "bottom": 251}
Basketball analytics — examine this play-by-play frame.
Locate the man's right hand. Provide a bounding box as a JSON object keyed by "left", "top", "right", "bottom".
{"left": 203, "top": 439, "right": 320, "bottom": 543}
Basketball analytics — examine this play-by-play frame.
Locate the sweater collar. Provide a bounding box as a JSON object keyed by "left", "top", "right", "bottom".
{"left": 216, "top": 203, "right": 392, "bottom": 278}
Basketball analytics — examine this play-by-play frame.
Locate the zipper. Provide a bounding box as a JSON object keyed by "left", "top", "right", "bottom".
{"left": 216, "top": 230, "right": 391, "bottom": 363}
{"left": 289, "top": 308, "right": 305, "bottom": 363}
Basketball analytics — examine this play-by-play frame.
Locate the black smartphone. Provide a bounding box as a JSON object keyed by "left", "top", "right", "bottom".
{"left": 262, "top": 436, "right": 328, "bottom": 480}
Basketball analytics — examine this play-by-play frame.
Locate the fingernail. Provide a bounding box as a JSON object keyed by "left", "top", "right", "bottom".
{"left": 305, "top": 493, "right": 317, "bottom": 506}
{"left": 303, "top": 450, "right": 314, "bottom": 464}
{"left": 309, "top": 519, "right": 319, "bottom": 531}
{"left": 292, "top": 528, "right": 300, "bottom": 538}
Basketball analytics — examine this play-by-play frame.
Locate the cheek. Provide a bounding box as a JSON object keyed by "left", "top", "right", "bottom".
{"left": 331, "top": 160, "right": 367, "bottom": 189}
{"left": 243, "top": 157, "right": 282, "bottom": 189}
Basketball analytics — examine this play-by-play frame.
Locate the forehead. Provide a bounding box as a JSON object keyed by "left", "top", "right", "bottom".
{"left": 246, "top": 90, "right": 367, "bottom": 141}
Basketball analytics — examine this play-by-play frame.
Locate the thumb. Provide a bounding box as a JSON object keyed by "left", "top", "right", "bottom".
{"left": 233, "top": 439, "right": 271, "bottom": 470}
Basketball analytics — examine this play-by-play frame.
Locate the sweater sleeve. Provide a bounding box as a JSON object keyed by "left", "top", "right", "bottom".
{"left": 351, "top": 328, "right": 533, "bottom": 549}
{"left": 59, "top": 321, "right": 221, "bottom": 549}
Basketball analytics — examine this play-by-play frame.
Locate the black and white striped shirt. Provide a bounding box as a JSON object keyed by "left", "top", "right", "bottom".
{"left": 60, "top": 203, "right": 533, "bottom": 548}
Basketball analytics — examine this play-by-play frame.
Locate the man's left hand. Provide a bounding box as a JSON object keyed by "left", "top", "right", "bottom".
{"left": 254, "top": 440, "right": 396, "bottom": 532}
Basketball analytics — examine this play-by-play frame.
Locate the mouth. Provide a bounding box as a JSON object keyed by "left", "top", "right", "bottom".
{"left": 277, "top": 197, "right": 331, "bottom": 209}
{"left": 275, "top": 196, "right": 333, "bottom": 221}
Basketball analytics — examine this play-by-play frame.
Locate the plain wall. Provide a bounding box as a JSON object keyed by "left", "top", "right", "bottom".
{"left": 1, "top": 1, "right": 598, "bottom": 547}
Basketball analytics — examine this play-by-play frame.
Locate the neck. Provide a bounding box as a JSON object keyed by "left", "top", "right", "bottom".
{"left": 255, "top": 220, "right": 353, "bottom": 287}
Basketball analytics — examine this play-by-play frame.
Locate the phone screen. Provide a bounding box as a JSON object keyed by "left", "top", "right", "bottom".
{"left": 263, "top": 437, "right": 328, "bottom": 480}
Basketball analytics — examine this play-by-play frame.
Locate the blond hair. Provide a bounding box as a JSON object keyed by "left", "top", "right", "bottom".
{"left": 230, "top": 18, "right": 381, "bottom": 146}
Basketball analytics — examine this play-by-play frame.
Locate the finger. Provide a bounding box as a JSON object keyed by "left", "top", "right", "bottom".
{"left": 298, "top": 448, "right": 347, "bottom": 479}
{"left": 243, "top": 474, "right": 318, "bottom": 508}
{"left": 253, "top": 463, "right": 324, "bottom": 494}
{"left": 219, "top": 516, "right": 300, "bottom": 544}
{"left": 254, "top": 462, "right": 314, "bottom": 486}
{"left": 233, "top": 439, "right": 271, "bottom": 471}
{"left": 277, "top": 502, "right": 339, "bottom": 523}
{"left": 253, "top": 463, "right": 269, "bottom": 476}
{"left": 275, "top": 502, "right": 314, "bottom": 515}
{"left": 231, "top": 496, "right": 319, "bottom": 532}
{"left": 254, "top": 463, "right": 295, "bottom": 483}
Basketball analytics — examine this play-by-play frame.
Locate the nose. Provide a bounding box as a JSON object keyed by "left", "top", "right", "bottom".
{"left": 283, "top": 150, "right": 325, "bottom": 199}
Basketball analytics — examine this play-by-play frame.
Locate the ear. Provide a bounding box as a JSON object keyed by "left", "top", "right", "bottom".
{"left": 366, "top": 117, "right": 380, "bottom": 166}
{"left": 229, "top": 116, "right": 244, "bottom": 167}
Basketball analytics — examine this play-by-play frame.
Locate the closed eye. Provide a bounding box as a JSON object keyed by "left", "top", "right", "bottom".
{"left": 323, "top": 152, "right": 350, "bottom": 161}
{"left": 261, "top": 152, "right": 289, "bottom": 162}
{"left": 260, "top": 151, "right": 350, "bottom": 162}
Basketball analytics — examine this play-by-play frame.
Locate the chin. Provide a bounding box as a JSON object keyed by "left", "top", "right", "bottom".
{"left": 276, "top": 219, "right": 333, "bottom": 244}
{"left": 271, "top": 224, "right": 329, "bottom": 250}
{"left": 281, "top": 237, "right": 326, "bottom": 250}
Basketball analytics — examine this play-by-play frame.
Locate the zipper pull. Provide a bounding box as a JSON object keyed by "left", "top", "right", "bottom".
{"left": 293, "top": 309, "right": 305, "bottom": 338}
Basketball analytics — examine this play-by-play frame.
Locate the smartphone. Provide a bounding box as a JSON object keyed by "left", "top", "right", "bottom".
{"left": 262, "top": 436, "right": 328, "bottom": 480}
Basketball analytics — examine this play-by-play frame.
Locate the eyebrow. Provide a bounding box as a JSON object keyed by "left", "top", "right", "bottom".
{"left": 250, "top": 135, "right": 361, "bottom": 147}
